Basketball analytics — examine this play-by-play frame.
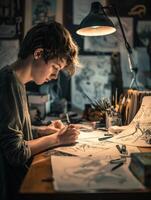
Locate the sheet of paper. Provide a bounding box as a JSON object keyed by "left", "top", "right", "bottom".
{"left": 108, "top": 96, "right": 151, "bottom": 147}
{"left": 56, "top": 128, "right": 141, "bottom": 156}
{"left": 56, "top": 129, "right": 116, "bottom": 157}
{"left": 109, "top": 124, "right": 151, "bottom": 147}
{"left": 56, "top": 141, "right": 115, "bottom": 157}
{"left": 51, "top": 153, "right": 144, "bottom": 192}
{"left": 78, "top": 130, "right": 104, "bottom": 141}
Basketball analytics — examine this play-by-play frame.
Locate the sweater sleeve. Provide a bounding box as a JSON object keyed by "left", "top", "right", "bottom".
{"left": 0, "top": 68, "right": 32, "bottom": 166}
{"left": 0, "top": 124, "right": 31, "bottom": 166}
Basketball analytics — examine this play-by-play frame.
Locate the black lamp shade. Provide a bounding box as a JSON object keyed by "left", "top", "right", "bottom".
{"left": 76, "top": 2, "right": 116, "bottom": 36}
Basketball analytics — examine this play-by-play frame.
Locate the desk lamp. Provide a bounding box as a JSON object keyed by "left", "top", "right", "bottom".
{"left": 76, "top": 1, "right": 138, "bottom": 89}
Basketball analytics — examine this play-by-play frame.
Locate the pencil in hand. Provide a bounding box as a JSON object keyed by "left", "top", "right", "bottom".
{"left": 65, "top": 113, "right": 71, "bottom": 125}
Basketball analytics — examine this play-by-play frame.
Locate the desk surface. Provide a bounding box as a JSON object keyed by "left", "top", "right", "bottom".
{"left": 20, "top": 146, "right": 151, "bottom": 200}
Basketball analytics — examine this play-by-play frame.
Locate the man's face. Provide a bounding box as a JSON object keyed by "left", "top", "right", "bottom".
{"left": 31, "top": 58, "right": 66, "bottom": 85}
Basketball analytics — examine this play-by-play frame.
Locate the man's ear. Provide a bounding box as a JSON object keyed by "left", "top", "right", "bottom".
{"left": 33, "top": 48, "right": 43, "bottom": 59}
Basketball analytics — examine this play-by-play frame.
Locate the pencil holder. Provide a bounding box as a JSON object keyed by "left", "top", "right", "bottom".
{"left": 106, "top": 111, "right": 122, "bottom": 128}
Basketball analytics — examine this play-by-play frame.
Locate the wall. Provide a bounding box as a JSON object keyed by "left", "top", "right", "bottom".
{"left": 63, "top": 0, "right": 151, "bottom": 110}
{"left": 0, "top": 0, "right": 151, "bottom": 111}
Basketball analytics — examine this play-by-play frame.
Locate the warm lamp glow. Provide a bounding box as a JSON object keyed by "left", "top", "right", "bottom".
{"left": 76, "top": 26, "right": 116, "bottom": 36}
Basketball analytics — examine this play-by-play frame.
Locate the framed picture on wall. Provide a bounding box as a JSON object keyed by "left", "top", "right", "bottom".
{"left": 0, "top": 24, "right": 17, "bottom": 39}
{"left": 0, "top": 0, "right": 20, "bottom": 39}
{"left": 0, "top": 39, "right": 19, "bottom": 69}
{"left": 106, "top": 0, "right": 151, "bottom": 18}
{"left": 136, "top": 20, "right": 151, "bottom": 47}
{"left": 71, "top": 55, "right": 112, "bottom": 111}
{"left": 24, "top": 0, "right": 63, "bottom": 36}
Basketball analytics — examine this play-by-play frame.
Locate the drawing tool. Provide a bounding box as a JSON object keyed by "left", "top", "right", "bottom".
{"left": 110, "top": 157, "right": 126, "bottom": 164}
{"left": 81, "top": 90, "right": 98, "bottom": 109}
{"left": 98, "top": 136, "right": 113, "bottom": 141}
{"left": 116, "top": 144, "right": 122, "bottom": 154}
{"left": 112, "top": 94, "right": 115, "bottom": 108}
{"left": 115, "top": 88, "right": 118, "bottom": 108}
{"left": 97, "top": 127, "right": 108, "bottom": 131}
{"left": 121, "top": 144, "right": 127, "bottom": 154}
{"left": 116, "top": 144, "right": 128, "bottom": 155}
{"left": 65, "top": 113, "right": 71, "bottom": 125}
{"left": 104, "top": 133, "right": 113, "bottom": 136}
{"left": 111, "top": 162, "right": 124, "bottom": 171}
{"left": 56, "top": 150, "right": 77, "bottom": 157}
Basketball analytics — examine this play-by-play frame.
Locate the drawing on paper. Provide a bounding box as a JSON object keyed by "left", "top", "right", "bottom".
{"left": 61, "top": 158, "right": 126, "bottom": 185}
{"left": 32, "top": 0, "right": 57, "bottom": 25}
{"left": 137, "top": 21, "right": 151, "bottom": 47}
{"left": 52, "top": 155, "right": 144, "bottom": 191}
{"left": 56, "top": 129, "right": 117, "bottom": 157}
{"left": 71, "top": 55, "right": 111, "bottom": 110}
{"left": 56, "top": 142, "right": 112, "bottom": 157}
{"left": 110, "top": 96, "right": 151, "bottom": 147}
{"left": 135, "top": 47, "right": 151, "bottom": 89}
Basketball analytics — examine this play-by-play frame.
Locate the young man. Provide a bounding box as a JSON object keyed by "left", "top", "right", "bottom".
{"left": 0, "top": 21, "right": 79, "bottom": 200}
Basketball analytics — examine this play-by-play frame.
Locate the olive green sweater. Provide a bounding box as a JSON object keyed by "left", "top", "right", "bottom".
{"left": 0, "top": 65, "right": 33, "bottom": 200}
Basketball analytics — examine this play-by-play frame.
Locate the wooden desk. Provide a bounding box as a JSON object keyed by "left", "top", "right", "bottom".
{"left": 20, "top": 147, "right": 151, "bottom": 200}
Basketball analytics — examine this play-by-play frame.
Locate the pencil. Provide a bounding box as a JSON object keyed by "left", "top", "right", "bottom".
{"left": 98, "top": 136, "right": 113, "bottom": 141}
{"left": 111, "top": 162, "right": 124, "bottom": 171}
{"left": 65, "top": 113, "right": 71, "bottom": 125}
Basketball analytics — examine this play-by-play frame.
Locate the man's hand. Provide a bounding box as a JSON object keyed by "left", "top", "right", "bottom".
{"left": 36, "top": 125, "right": 59, "bottom": 136}
{"left": 32, "top": 120, "right": 66, "bottom": 137}
{"left": 57, "top": 124, "right": 80, "bottom": 145}
{"left": 50, "top": 120, "right": 65, "bottom": 129}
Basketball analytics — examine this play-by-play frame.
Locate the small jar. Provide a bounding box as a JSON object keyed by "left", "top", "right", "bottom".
{"left": 106, "top": 111, "right": 122, "bottom": 128}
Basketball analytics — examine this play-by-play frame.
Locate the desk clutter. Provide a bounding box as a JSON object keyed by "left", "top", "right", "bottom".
{"left": 52, "top": 129, "right": 145, "bottom": 191}
{"left": 27, "top": 88, "right": 151, "bottom": 129}
{"left": 82, "top": 97, "right": 122, "bottom": 127}
{"left": 51, "top": 126, "right": 151, "bottom": 191}
{"left": 51, "top": 94, "right": 151, "bottom": 191}
{"left": 80, "top": 89, "right": 151, "bottom": 129}
{"left": 82, "top": 97, "right": 109, "bottom": 124}
{"left": 25, "top": 88, "right": 151, "bottom": 192}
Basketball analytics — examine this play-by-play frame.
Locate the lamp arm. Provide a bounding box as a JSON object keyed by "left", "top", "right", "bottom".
{"left": 104, "top": 5, "right": 136, "bottom": 69}
{"left": 103, "top": 4, "right": 138, "bottom": 89}
{"left": 110, "top": 5, "right": 132, "bottom": 53}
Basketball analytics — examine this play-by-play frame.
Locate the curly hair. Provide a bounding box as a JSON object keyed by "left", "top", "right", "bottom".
{"left": 18, "top": 21, "right": 79, "bottom": 75}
